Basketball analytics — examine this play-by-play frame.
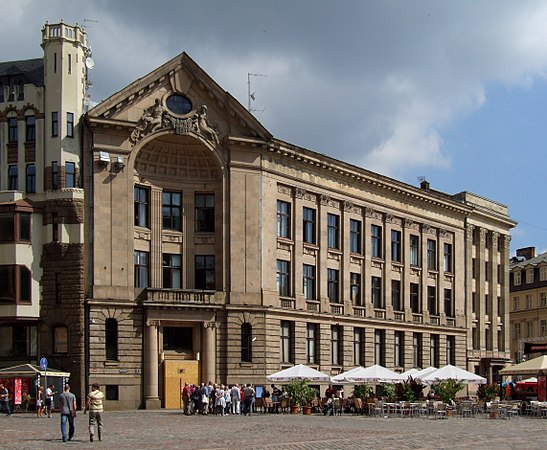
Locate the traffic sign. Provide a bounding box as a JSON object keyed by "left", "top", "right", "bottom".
{"left": 39, "top": 357, "right": 48, "bottom": 370}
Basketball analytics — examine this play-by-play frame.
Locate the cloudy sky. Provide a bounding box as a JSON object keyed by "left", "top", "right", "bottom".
{"left": 2, "top": 0, "right": 547, "bottom": 254}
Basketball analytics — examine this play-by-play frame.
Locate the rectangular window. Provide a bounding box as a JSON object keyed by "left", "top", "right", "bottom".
{"left": 133, "top": 251, "right": 149, "bottom": 288}
{"left": 8, "top": 117, "right": 17, "bottom": 143}
{"left": 302, "top": 207, "right": 316, "bottom": 244}
{"left": 106, "top": 385, "right": 119, "bottom": 401}
{"left": 25, "top": 115, "right": 36, "bottom": 142}
{"left": 353, "top": 328, "right": 365, "bottom": 366}
{"left": 68, "top": 54, "right": 72, "bottom": 74}
{"left": 52, "top": 111, "right": 58, "bottom": 137}
{"left": 306, "top": 323, "right": 317, "bottom": 364}
{"left": 540, "top": 292, "right": 547, "bottom": 307}
{"left": 391, "top": 230, "right": 401, "bottom": 262}
{"left": 66, "top": 112, "right": 74, "bottom": 138}
{"left": 472, "top": 327, "right": 479, "bottom": 350}
{"left": 513, "top": 296, "right": 519, "bottom": 311}
{"left": 427, "top": 286, "right": 437, "bottom": 315}
{"left": 444, "top": 288, "right": 454, "bottom": 317}
{"left": 8, "top": 165, "right": 18, "bottom": 190}
{"left": 195, "top": 255, "right": 215, "bottom": 290}
{"left": 65, "top": 162, "right": 76, "bottom": 188}
{"left": 327, "top": 213, "right": 340, "bottom": 249}
{"left": 410, "top": 235, "right": 420, "bottom": 266}
{"left": 514, "top": 271, "right": 521, "bottom": 286}
{"left": 25, "top": 164, "right": 36, "bottom": 193}
{"left": 276, "top": 200, "right": 291, "bottom": 238}
{"left": 526, "top": 269, "right": 534, "bottom": 284}
{"left": 134, "top": 186, "right": 149, "bottom": 228}
{"left": 277, "top": 259, "right": 290, "bottom": 297}
{"left": 52, "top": 161, "right": 59, "bottom": 190}
{"left": 443, "top": 243, "right": 453, "bottom": 273}
{"left": 485, "top": 262, "right": 490, "bottom": 281}
{"left": 241, "top": 323, "right": 252, "bottom": 363}
{"left": 540, "top": 266, "right": 547, "bottom": 281}
{"left": 371, "top": 224, "right": 382, "bottom": 258}
{"left": 525, "top": 294, "right": 532, "bottom": 309}
{"left": 303, "top": 264, "right": 316, "bottom": 300}
{"left": 53, "top": 53, "right": 57, "bottom": 73}
{"left": 427, "top": 239, "right": 437, "bottom": 270}
{"left": 446, "top": 336, "right": 456, "bottom": 365}
{"left": 350, "top": 219, "right": 361, "bottom": 253}
{"left": 350, "top": 272, "right": 361, "bottom": 306}
{"left": 331, "top": 325, "right": 342, "bottom": 365}
{"left": 195, "top": 193, "right": 215, "bottom": 232}
{"left": 527, "top": 321, "right": 533, "bottom": 338}
{"left": 394, "top": 331, "right": 404, "bottom": 367}
{"left": 540, "top": 319, "right": 547, "bottom": 336}
{"left": 162, "top": 254, "right": 181, "bottom": 289}
{"left": 327, "top": 268, "right": 339, "bottom": 303}
{"left": 430, "top": 334, "right": 440, "bottom": 368}
{"left": 372, "top": 276, "right": 383, "bottom": 309}
{"left": 374, "top": 329, "right": 385, "bottom": 366}
{"left": 392, "top": 279, "right": 402, "bottom": 311}
{"left": 410, "top": 282, "right": 420, "bottom": 313}
{"left": 413, "top": 333, "right": 423, "bottom": 368}
{"left": 280, "top": 320, "right": 294, "bottom": 363}
{"left": 0, "top": 265, "right": 32, "bottom": 304}
{"left": 514, "top": 323, "right": 520, "bottom": 339}
{"left": 162, "top": 191, "right": 182, "bottom": 231}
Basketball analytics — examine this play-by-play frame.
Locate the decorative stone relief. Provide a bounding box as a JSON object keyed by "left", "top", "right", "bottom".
{"left": 320, "top": 194, "right": 340, "bottom": 208}
{"left": 504, "top": 234, "right": 511, "bottom": 249}
{"left": 277, "top": 241, "right": 292, "bottom": 252}
{"left": 439, "top": 228, "right": 449, "bottom": 238}
{"left": 327, "top": 252, "right": 341, "bottom": 262}
{"left": 295, "top": 187, "right": 306, "bottom": 199}
{"left": 422, "top": 224, "right": 436, "bottom": 235}
{"left": 344, "top": 201, "right": 362, "bottom": 214}
{"left": 479, "top": 228, "right": 487, "bottom": 242}
{"left": 466, "top": 224, "right": 475, "bottom": 241}
{"left": 303, "top": 246, "right": 317, "bottom": 257}
{"left": 350, "top": 256, "right": 363, "bottom": 266}
{"left": 491, "top": 231, "right": 499, "bottom": 249}
{"left": 203, "top": 322, "right": 217, "bottom": 329}
{"left": 365, "top": 207, "right": 382, "bottom": 220}
{"left": 385, "top": 214, "right": 401, "bottom": 225}
{"left": 404, "top": 218, "right": 420, "bottom": 230}
{"left": 278, "top": 184, "right": 293, "bottom": 196}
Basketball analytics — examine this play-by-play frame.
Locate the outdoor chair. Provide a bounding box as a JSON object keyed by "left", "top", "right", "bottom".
{"left": 333, "top": 397, "right": 343, "bottom": 415}
{"left": 433, "top": 402, "right": 448, "bottom": 419}
{"left": 371, "top": 400, "right": 384, "bottom": 417}
{"left": 460, "top": 400, "right": 474, "bottom": 418}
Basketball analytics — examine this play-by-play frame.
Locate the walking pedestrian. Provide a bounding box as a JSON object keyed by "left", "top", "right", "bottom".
{"left": 84, "top": 383, "right": 104, "bottom": 442}
{"left": 59, "top": 384, "right": 77, "bottom": 442}
{"left": 0, "top": 383, "right": 11, "bottom": 416}
{"left": 36, "top": 387, "right": 44, "bottom": 418}
{"left": 45, "top": 385, "right": 55, "bottom": 417}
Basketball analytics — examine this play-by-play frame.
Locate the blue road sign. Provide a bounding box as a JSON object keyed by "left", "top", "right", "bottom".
{"left": 39, "top": 357, "right": 48, "bottom": 370}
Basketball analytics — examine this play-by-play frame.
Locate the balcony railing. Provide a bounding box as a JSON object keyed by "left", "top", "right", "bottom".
{"left": 306, "top": 301, "right": 320, "bottom": 312}
{"left": 374, "top": 309, "right": 386, "bottom": 319}
{"left": 430, "top": 316, "right": 440, "bottom": 325}
{"left": 412, "top": 314, "right": 423, "bottom": 323}
{"left": 144, "top": 289, "right": 220, "bottom": 305}
{"left": 394, "top": 312, "right": 404, "bottom": 321}
{"left": 330, "top": 304, "right": 343, "bottom": 315}
{"left": 280, "top": 298, "right": 296, "bottom": 309}
{"left": 446, "top": 318, "right": 456, "bottom": 327}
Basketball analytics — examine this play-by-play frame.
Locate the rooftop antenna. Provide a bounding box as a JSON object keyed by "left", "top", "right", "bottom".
{"left": 247, "top": 73, "right": 267, "bottom": 113}
{"left": 83, "top": 19, "right": 99, "bottom": 29}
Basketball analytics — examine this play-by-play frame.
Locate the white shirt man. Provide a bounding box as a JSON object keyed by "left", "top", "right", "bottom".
{"left": 230, "top": 384, "right": 241, "bottom": 415}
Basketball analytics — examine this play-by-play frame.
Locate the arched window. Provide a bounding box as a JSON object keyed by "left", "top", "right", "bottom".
{"left": 53, "top": 326, "right": 68, "bottom": 354}
{"left": 105, "top": 318, "right": 118, "bottom": 361}
{"left": 241, "top": 323, "right": 252, "bottom": 363}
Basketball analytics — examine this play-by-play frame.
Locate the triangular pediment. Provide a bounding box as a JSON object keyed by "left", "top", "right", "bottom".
{"left": 88, "top": 52, "right": 271, "bottom": 143}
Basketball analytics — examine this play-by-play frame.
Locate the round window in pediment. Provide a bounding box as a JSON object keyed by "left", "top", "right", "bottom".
{"left": 166, "top": 94, "right": 193, "bottom": 115}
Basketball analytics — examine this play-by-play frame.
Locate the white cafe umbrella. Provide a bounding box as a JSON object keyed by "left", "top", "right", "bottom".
{"left": 331, "top": 366, "right": 365, "bottom": 384}
{"left": 266, "top": 364, "right": 331, "bottom": 382}
{"left": 421, "top": 364, "right": 487, "bottom": 385}
{"left": 412, "top": 367, "right": 438, "bottom": 382}
{"left": 400, "top": 368, "right": 419, "bottom": 379}
{"left": 334, "top": 365, "right": 403, "bottom": 384}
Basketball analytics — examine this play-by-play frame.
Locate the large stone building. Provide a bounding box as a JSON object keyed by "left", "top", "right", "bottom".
{"left": 1, "top": 21, "right": 516, "bottom": 409}
{"left": 509, "top": 247, "right": 547, "bottom": 363}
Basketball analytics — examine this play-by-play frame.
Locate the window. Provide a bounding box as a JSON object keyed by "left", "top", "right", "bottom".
{"left": 350, "top": 219, "right": 361, "bottom": 253}
{"left": 25, "top": 115, "right": 35, "bottom": 142}
{"left": 394, "top": 331, "right": 404, "bottom": 367}
{"left": 371, "top": 224, "right": 382, "bottom": 258}
{"left": 277, "top": 259, "right": 290, "bottom": 297}
{"left": 8, "top": 117, "right": 17, "bottom": 143}
{"left": 65, "top": 162, "right": 76, "bottom": 188}
{"left": 195, "top": 255, "right": 215, "bottom": 290}
{"left": 413, "top": 333, "right": 423, "bottom": 368}
{"left": 280, "top": 320, "right": 294, "bottom": 363}
{"left": 540, "top": 292, "right": 547, "bottom": 308}
{"left": 6, "top": 325, "right": 37, "bottom": 358}
{"left": 410, "top": 235, "right": 420, "bottom": 266}
{"left": 331, "top": 325, "right": 342, "bottom": 365}
{"left": 513, "top": 296, "right": 519, "bottom": 311}
{"left": 472, "top": 327, "right": 479, "bottom": 350}
{"left": 0, "top": 81, "right": 3, "bottom": 102}
{"left": 527, "top": 321, "right": 533, "bottom": 338}
{"left": 53, "top": 53, "right": 57, "bottom": 73}
{"left": 444, "top": 289, "right": 454, "bottom": 317}
{"left": 105, "top": 319, "right": 118, "bottom": 360}
{"left": 241, "top": 323, "right": 252, "bottom": 362}
{"left": 514, "top": 271, "right": 521, "bottom": 286}
{"left": 353, "top": 328, "right": 365, "bottom": 366}
{"left": 276, "top": 201, "right": 291, "bottom": 238}
{"left": 446, "top": 336, "right": 456, "bottom": 365}
{"left": 498, "top": 329, "right": 504, "bottom": 352}
{"left": 306, "top": 323, "right": 318, "bottom": 364}
{"left": 472, "top": 258, "right": 476, "bottom": 279}
{"left": 26, "top": 164, "right": 36, "bottom": 193}
{"left": 540, "top": 266, "right": 547, "bottom": 282}
{"left": 392, "top": 280, "right": 402, "bottom": 311}
{"left": 52, "top": 111, "right": 58, "bottom": 136}
{"left": 8, "top": 165, "right": 18, "bottom": 190}
{"left": 66, "top": 112, "right": 74, "bottom": 137}
{"left": 53, "top": 326, "right": 68, "bottom": 354}
{"left": 162, "top": 191, "right": 182, "bottom": 231}
{"left": 303, "top": 264, "right": 316, "bottom": 300}
{"left": 302, "top": 207, "right": 316, "bottom": 244}
{"left": 372, "top": 276, "right": 383, "bottom": 309}
{"left": 0, "top": 212, "right": 31, "bottom": 243}
{"left": 350, "top": 272, "right": 361, "bottom": 306}
{"left": 134, "top": 251, "right": 149, "bottom": 288}
{"left": 68, "top": 53, "right": 71, "bottom": 74}
{"left": 163, "top": 327, "right": 193, "bottom": 353}
{"left": 0, "top": 265, "right": 31, "bottom": 304}
{"left": 134, "top": 186, "right": 149, "bottom": 228}
{"left": 195, "top": 193, "right": 215, "bottom": 232}
{"left": 472, "top": 292, "right": 477, "bottom": 314}
{"left": 485, "top": 262, "right": 490, "bottom": 281}
{"left": 541, "top": 319, "right": 547, "bottom": 336}
{"left": 526, "top": 269, "right": 534, "bottom": 284}
{"left": 427, "top": 286, "right": 437, "bottom": 315}
{"left": 443, "top": 243, "right": 452, "bottom": 273}
{"left": 514, "top": 323, "right": 520, "bottom": 339}
{"left": 391, "top": 230, "right": 401, "bottom": 262}
{"left": 497, "top": 264, "right": 501, "bottom": 283}
{"left": 327, "top": 213, "right": 340, "bottom": 249}
{"left": 105, "top": 385, "right": 119, "bottom": 401}
{"left": 430, "top": 334, "right": 440, "bottom": 368}
{"left": 327, "top": 268, "right": 339, "bottom": 303}
{"left": 162, "top": 254, "right": 181, "bottom": 289}
{"left": 410, "top": 283, "right": 420, "bottom": 313}
{"left": 374, "top": 329, "right": 385, "bottom": 366}
{"left": 525, "top": 294, "right": 532, "bottom": 310}
{"left": 52, "top": 161, "right": 59, "bottom": 190}
{"left": 427, "top": 239, "right": 437, "bottom": 270}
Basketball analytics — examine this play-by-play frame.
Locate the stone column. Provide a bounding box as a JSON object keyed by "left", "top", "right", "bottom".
{"left": 202, "top": 322, "right": 217, "bottom": 383}
{"left": 145, "top": 320, "right": 161, "bottom": 409}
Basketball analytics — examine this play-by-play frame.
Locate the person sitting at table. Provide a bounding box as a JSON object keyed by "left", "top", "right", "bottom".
{"left": 325, "top": 384, "right": 335, "bottom": 399}
{"left": 323, "top": 397, "right": 334, "bottom": 416}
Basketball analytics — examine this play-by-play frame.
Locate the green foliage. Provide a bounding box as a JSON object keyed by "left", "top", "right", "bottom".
{"left": 380, "top": 383, "right": 396, "bottom": 401}
{"left": 396, "top": 377, "right": 424, "bottom": 401}
{"left": 434, "top": 379, "right": 464, "bottom": 404}
{"left": 477, "top": 384, "right": 499, "bottom": 401}
{"left": 353, "top": 384, "right": 373, "bottom": 399}
{"left": 285, "top": 379, "right": 317, "bottom": 406}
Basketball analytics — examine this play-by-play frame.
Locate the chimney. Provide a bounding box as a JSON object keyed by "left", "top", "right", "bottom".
{"left": 420, "top": 179, "right": 430, "bottom": 190}
{"left": 516, "top": 247, "right": 536, "bottom": 260}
